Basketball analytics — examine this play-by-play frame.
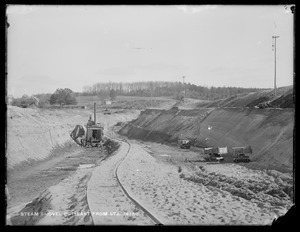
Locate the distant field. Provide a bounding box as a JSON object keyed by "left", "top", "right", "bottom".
{"left": 75, "top": 95, "right": 101, "bottom": 106}
{"left": 115, "top": 96, "right": 174, "bottom": 101}
{"left": 75, "top": 95, "right": 176, "bottom": 110}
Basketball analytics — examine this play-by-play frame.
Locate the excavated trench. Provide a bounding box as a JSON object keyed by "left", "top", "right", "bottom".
{"left": 116, "top": 106, "right": 294, "bottom": 223}
{"left": 119, "top": 107, "right": 294, "bottom": 173}
{"left": 6, "top": 106, "right": 122, "bottom": 225}
{"left": 7, "top": 139, "right": 120, "bottom": 225}
{"left": 6, "top": 105, "right": 294, "bottom": 225}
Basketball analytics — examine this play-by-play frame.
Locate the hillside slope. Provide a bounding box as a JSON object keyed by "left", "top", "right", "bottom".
{"left": 6, "top": 106, "right": 89, "bottom": 170}
{"left": 119, "top": 107, "right": 294, "bottom": 172}
{"left": 196, "top": 86, "right": 294, "bottom": 109}
{"left": 6, "top": 106, "right": 140, "bottom": 172}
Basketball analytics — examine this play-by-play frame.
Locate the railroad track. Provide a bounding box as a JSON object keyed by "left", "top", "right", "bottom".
{"left": 87, "top": 135, "right": 164, "bottom": 225}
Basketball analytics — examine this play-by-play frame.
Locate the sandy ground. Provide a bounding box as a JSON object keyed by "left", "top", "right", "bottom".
{"left": 8, "top": 164, "right": 95, "bottom": 225}
{"left": 117, "top": 140, "right": 294, "bottom": 225}
{"left": 6, "top": 147, "right": 106, "bottom": 225}
{"left": 6, "top": 106, "right": 91, "bottom": 170}
{"left": 6, "top": 106, "right": 139, "bottom": 170}
{"left": 35, "top": 164, "right": 95, "bottom": 225}
{"left": 7, "top": 133, "right": 294, "bottom": 225}
{"left": 6, "top": 104, "right": 294, "bottom": 225}
{"left": 120, "top": 107, "right": 294, "bottom": 173}
{"left": 6, "top": 106, "right": 139, "bottom": 199}
{"left": 6, "top": 106, "right": 140, "bottom": 225}
{"left": 7, "top": 145, "right": 105, "bottom": 208}
{"left": 87, "top": 141, "right": 155, "bottom": 225}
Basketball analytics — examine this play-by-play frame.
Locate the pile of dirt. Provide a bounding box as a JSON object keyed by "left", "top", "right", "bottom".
{"left": 119, "top": 107, "right": 294, "bottom": 172}
{"left": 196, "top": 86, "right": 294, "bottom": 109}
{"left": 180, "top": 165, "right": 293, "bottom": 207}
{"left": 9, "top": 190, "right": 52, "bottom": 225}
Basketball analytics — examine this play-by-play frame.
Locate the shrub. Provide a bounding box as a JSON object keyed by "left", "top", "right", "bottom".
{"left": 109, "top": 89, "right": 117, "bottom": 101}
{"left": 49, "top": 88, "right": 77, "bottom": 105}
{"left": 11, "top": 95, "right": 38, "bottom": 108}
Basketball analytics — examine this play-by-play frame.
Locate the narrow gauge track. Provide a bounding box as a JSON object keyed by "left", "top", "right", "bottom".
{"left": 87, "top": 135, "right": 164, "bottom": 225}
{"left": 114, "top": 137, "right": 163, "bottom": 225}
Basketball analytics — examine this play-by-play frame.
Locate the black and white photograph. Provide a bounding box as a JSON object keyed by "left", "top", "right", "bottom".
{"left": 6, "top": 5, "right": 295, "bottom": 225}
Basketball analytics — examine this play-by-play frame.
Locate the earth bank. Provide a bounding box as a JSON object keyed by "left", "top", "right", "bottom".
{"left": 119, "top": 107, "right": 294, "bottom": 173}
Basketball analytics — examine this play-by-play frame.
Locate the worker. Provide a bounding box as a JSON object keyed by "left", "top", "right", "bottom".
{"left": 87, "top": 115, "right": 93, "bottom": 126}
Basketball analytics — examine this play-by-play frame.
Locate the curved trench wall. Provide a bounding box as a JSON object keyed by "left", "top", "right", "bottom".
{"left": 119, "top": 107, "right": 294, "bottom": 172}
{"left": 6, "top": 106, "right": 89, "bottom": 171}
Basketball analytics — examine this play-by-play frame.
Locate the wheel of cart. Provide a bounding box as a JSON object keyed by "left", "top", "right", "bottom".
{"left": 83, "top": 138, "right": 91, "bottom": 148}
{"left": 91, "top": 142, "right": 98, "bottom": 147}
{"left": 80, "top": 139, "right": 86, "bottom": 147}
{"left": 96, "top": 141, "right": 103, "bottom": 148}
{"left": 95, "top": 143, "right": 101, "bottom": 148}
{"left": 87, "top": 140, "right": 93, "bottom": 148}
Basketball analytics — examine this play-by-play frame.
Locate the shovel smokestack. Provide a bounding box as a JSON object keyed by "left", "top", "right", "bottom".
{"left": 94, "top": 102, "right": 96, "bottom": 124}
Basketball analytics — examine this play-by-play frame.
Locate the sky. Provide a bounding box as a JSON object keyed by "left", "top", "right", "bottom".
{"left": 7, "top": 5, "right": 294, "bottom": 97}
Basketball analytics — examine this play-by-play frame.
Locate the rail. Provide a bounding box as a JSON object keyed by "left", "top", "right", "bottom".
{"left": 88, "top": 133, "right": 164, "bottom": 225}
{"left": 113, "top": 137, "right": 163, "bottom": 225}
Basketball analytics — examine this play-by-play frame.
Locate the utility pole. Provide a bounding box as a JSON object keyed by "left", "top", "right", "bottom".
{"left": 150, "top": 82, "right": 154, "bottom": 108}
{"left": 272, "top": 36, "right": 279, "bottom": 96}
{"left": 151, "top": 86, "right": 153, "bottom": 107}
{"left": 182, "top": 76, "right": 186, "bottom": 101}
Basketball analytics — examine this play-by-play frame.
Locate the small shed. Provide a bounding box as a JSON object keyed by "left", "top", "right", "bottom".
{"left": 102, "top": 100, "right": 112, "bottom": 105}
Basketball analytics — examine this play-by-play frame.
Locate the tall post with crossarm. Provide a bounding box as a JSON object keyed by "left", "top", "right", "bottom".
{"left": 272, "top": 36, "right": 279, "bottom": 97}
{"left": 182, "top": 76, "right": 186, "bottom": 101}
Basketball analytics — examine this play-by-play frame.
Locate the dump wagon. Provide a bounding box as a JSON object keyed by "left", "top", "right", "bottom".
{"left": 232, "top": 146, "right": 252, "bottom": 163}
{"left": 204, "top": 147, "right": 227, "bottom": 162}
{"left": 218, "top": 147, "right": 228, "bottom": 155}
{"left": 179, "top": 139, "right": 192, "bottom": 149}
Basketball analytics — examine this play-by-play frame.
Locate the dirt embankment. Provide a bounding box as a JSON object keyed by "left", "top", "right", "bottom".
{"left": 6, "top": 105, "right": 140, "bottom": 220}
{"left": 119, "top": 107, "right": 294, "bottom": 173}
{"left": 196, "top": 85, "right": 294, "bottom": 109}
{"left": 6, "top": 106, "right": 91, "bottom": 171}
